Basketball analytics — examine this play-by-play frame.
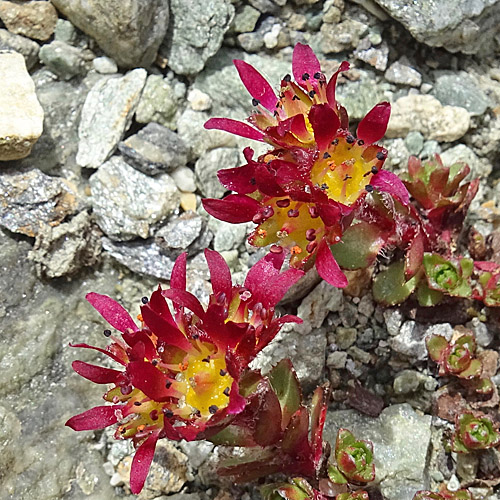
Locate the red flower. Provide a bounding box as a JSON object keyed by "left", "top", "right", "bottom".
{"left": 66, "top": 249, "right": 303, "bottom": 494}
{"left": 203, "top": 43, "right": 408, "bottom": 287}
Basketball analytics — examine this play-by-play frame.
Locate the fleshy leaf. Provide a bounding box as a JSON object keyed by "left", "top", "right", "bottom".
{"left": 426, "top": 335, "right": 448, "bottom": 362}
{"left": 372, "top": 260, "right": 419, "bottom": 306}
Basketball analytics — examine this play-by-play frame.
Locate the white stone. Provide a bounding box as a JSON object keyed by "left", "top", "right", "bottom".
{"left": 386, "top": 94, "right": 470, "bottom": 142}
{"left": 187, "top": 88, "right": 212, "bottom": 111}
{"left": 0, "top": 51, "right": 43, "bottom": 161}
{"left": 170, "top": 166, "right": 197, "bottom": 193}
{"left": 92, "top": 56, "right": 118, "bottom": 74}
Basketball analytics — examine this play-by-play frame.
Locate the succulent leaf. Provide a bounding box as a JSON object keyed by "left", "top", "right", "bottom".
{"left": 372, "top": 260, "right": 420, "bottom": 305}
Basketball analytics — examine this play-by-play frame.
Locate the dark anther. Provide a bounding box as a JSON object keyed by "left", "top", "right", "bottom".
{"left": 358, "top": 139, "right": 365, "bottom": 146}
{"left": 202, "top": 357, "right": 210, "bottom": 363}
{"left": 165, "top": 381, "right": 172, "bottom": 389}
{"left": 343, "top": 174, "right": 352, "bottom": 181}
{"left": 141, "top": 296, "right": 148, "bottom": 304}
{"left": 193, "top": 409, "right": 201, "bottom": 417}
{"left": 252, "top": 98, "right": 260, "bottom": 106}
{"left": 262, "top": 206, "right": 274, "bottom": 218}
{"left": 283, "top": 74, "right": 291, "bottom": 82}
{"left": 134, "top": 401, "right": 142, "bottom": 406}
{"left": 365, "top": 185, "right": 374, "bottom": 193}
{"left": 192, "top": 333, "right": 199, "bottom": 340}
{"left": 250, "top": 177, "right": 256, "bottom": 185}
{"left": 209, "top": 405, "right": 218, "bottom": 415}
{"left": 363, "top": 171, "right": 371, "bottom": 177}
{"left": 164, "top": 409, "right": 174, "bottom": 418}
{"left": 276, "top": 198, "right": 291, "bottom": 208}
{"left": 223, "top": 387, "right": 230, "bottom": 396}
{"left": 371, "top": 166, "right": 379, "bottom": 174}
{"left": 220, "top": 369, "right": 227, "bottom": 376}
{"left": 376, "top": 151, "right": 387, "bottom": 160}
{"left": 273, "top": 110, "right": 279, "bottom": 117}
{"left": 309, "top": 206, "right": 319, "bottom": 218}
{"left": 103, "top": 329, "right": 112, "bottom": 337}
{"left": 120, "top": 428, "right": 127, "bottom": 434}
{"left": 302, "top": 72, "right": 310, "bottom": 81}
{"left": 332, "top": 138, "right": 339, "bottom": 145}
{"left": 306, "top": 228, "right": 316, "bottom": 241}
{"left": 346, "top": 135, "right": 355, "bottom": 144}
{"left": 323, "top": 152, "right": 331, "bottom": 159}
{"left": 306, "top": 241, "right": 318, "bottom": 253}
{"left": 288, "top": 209, "right": 299, "bottom": 218}
{"left": 292, "top": 95, "right": 300, "bottom": 101}
{"left": 308, "top": 90, "right": 316, "bottom": 98}
{"left": 321, "top": 183, "right": 328, "bottom": 190}
{"left": 314, "top": 72, "right": 321, "bottom": 79}
{"left": 152, "top": 359, "right": 158, "bottom": 366}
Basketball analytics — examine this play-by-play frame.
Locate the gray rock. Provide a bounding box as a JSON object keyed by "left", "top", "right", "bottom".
{"left": 299, "top": 280, "right": 344, "bottom": 329}
{"left": 248, "top": 0, "right": 279, "bottom": 13}
{"left": 102, "top": 237, "right": 175, "bottom": 280}
{"left": 386, "top": 94, "right": 470, "bottom": 142}
{"left": 420, "top": 140, "right": 441, "bottom": 159}
{"left": 170, "top": 166, "right": 196, "bottom": 192}
{"left": 404, "top": 131, "right": 424, "bottom": 156}
{"left": 0, "top": 0, "right": 58, "bottom": 41}
{"left": 0, "top": 168, "right": 77, "bottom": 237}
{"left": 54, "top": 18, "right": 79, "bottom": 46}
{"left": 393, "top": 370, "right": 423, "bottom": 395}
{"left": 0, "top": 28, "right": 39, "bottom": 69}
{"left": 39, "top": 40, "right": 91, "bottom": 81}
{"left": 354, "top": 39, "right": 389, "bottom": 71}
{"left": 440, "top": 144, "right": 491, "bottom": 178}
{"left": 232, "top": 4, "right": 261, "bottom": 33}
{"left": 195, "top": 147, "right": 240, "bottom": 199}
{"left": 187, "top": 88, "right": 212, "bottom": 112}
{"left": 334, "top": 327, "right": 358, "bottom": 350}
{"left": 390, "top": 321, "right": 453, "bottom": 361}
{"left": 237, "top": 32, "right": 265, "bottom": 52}
{"left": 327, "top": 350, "right": 348, "bottom": 369}
{"left": 385, "top": 61, "right": 422, "bottom": 87}
{"left": 320, "top": 18, "right": 368, "bottom": 53}
{"left": 0, "top": 51, "right": 44, "bottom": 161}
{"left": 135, "top": 75, "right": 178, "bottom": 129}
{"left": 29, "top": 211, "right": 102, "bottom": 278}
{"left": 90, "top": 156, "right": 180, "bottom": 240}
{"left": 155, "top": 212, "right": 204, "bottom": 254}
{"left": 324, "top": 404, "right": 432, "bottom": 500}
{"left": 119, "top": 123, "right": 188, "bottom": 176}
{"left": 50, "top": 0, "right": 170, "bottom": 68}
{"left": 431, "top": 72, "right": 490, "bottom": 116}
{"left": 160, "top": 0, "right": 234, "bottom": 75}
{"left": 76, "top": 69, "right": 147, "bottom": 169}
{"left": 92, "top": 56, "right": 118, "bottom": 74}
{"left": 210, "top": 219, "right": 249, "bottom": 252}
{"left": 466, "top": 318, "right": 494, "bottom": 347}
{"left": 372, "top": 0, "right": 500, "bottom": 54}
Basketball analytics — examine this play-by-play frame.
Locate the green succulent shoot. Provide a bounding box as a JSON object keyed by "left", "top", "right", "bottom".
{"left": 423, "top": 254, "right": 473, "bottom": 298}
{"left": 261, "top": 478, "right": 317, "bottom": 500}
{"left": 336, "top": 490, "right": 369, "bottom": 500}
{"left": 452, "top": 412, "right": 500, "bottom": 453}
{"left": 328, "top": 429, "right": 375, "bottom": 484}
{"left": 413, "top": 488, "right": 472, "bottom": 500}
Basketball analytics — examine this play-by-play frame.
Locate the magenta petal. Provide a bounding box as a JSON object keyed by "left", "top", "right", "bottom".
{"left": 326, "top": 61, "right": 350, "bottom": 108}
{"left": 292, "top": 43, "right": 321, "bottom": 87}
{"left": 357, "top": 102, "right": 391, "bottom": 144}
{"left": 316, "top": 201, "right": 343, "bottom": 227}
{"left": 202, "top": 194, "right": 260, "bottom": 223}
{"left": 245, "top": 251, "right": 284, "bottom": 292}
{"left": 233, "top": 59, "right": 277, "bottom": 111}
{"left": 315, "top": 240, "right": 348, "bottom": 288}
{"left": 217, "top": 163, "right": 257, "bottom": 194}
{"left": 277, "top": 314, "right": 303, "bottom": 325}
{"left": 267, "top": 268, "right": 305, "bottom": 306}
{"left": 127, "top": 361, "right": 178, "bottom": 401}
{"left": 86, "top": 292, "right": 138, "bottom": 333}
{"left": 149, "top": 286, "right": 175, "bottom": 325}
{"left": 309, "top": 104, "right": 340, "bottom": 151}
{"left": 65, "top": 405, "right": 122, "bottom": 431}
{"left": 72, "top": 360, "right": 122, "bottom": 384}
{"left": 170, "top": 252, "right": 187, "bottom": 291}
{"left": 204, "top": 117, "right": 264, "bottom": 141}
{"left": 162, "top": 289, "right": 206, "bottom": 321}
{"left": 204, "top": 249, "right": 232, "bottom": 299}
{"left": 69, "top": 343, "right": 126, "bottom": 366}
{"left": 371, "top": 169, "right": 410, "bottom": 206}
{"left": 140, "top": 305, "right": 192, "bottom": 352}
{"left": 227, "top": 381, "right": 246, "bottom": 415}
{"left": 130, "top": 431, "right": 159, "bottom": 495}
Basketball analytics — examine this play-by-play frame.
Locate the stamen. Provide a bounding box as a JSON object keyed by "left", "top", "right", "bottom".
{"left": 252, "top": 98, "right": 260, "bottom": 106}
{"left": 306, "top": 229, "right": 316, "bottom": 241}
{"left": 292, "top": 95, "right": 300, "bottom": 101}
{"left": 276, "top": 199, "right": 290, "bottom": 208}
{"left": 220, "top": 369, "right": 227, "bottom": 376}
{"left": 302, "top": 72, "right": 310, "bottom": 81}
{"left": 209, "top": 405, "right": 218, "bottom": 414}
{"left": 164, "top": 409, "right": 174, "bottom": 418}
{"left": 283, "top": 74, "right": 291, "bottom": 82}
{"left": 346, "top": 135, "right": 355, "bottom": 144}
{"left": 323, "top": 152, "right": 331, "bottom": 159}
{"left": 141, "top": 296, "right": 149, "bottom": 304}
{"left": 365, "top": 185, "right": 374, "bottom": 192}
{"left": 306, "top": 241, "right": 318, "bottom": 253}
{"left": 287, "top": 209, "right": 299, "bottom": 218}
{"left": 223, "top": 387, "right": 230, "bottom": 396}
{"left": 166, "top": 380, "right": 172, "bottom": 389}
{"left": 291, "top": 246, "right": 302, "bottom": 255}
{"left": 103, "top": 329, "right": 112, "bottom": 337}
{"left": 376, "top": 151, "right": 386, "bottom": 160}
{"left": 134, "top": 402, "right": 142, "bottom": 406}
{"left": 314, "top": 72, "right": 321, "bottom": 79}
{"left": 371, "top": 166, "right": 379, "bottom": 174}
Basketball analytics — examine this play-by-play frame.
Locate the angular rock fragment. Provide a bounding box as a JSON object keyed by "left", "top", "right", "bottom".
{"left": 76, "top": 69, "right": 147, "bottom": 168}
{"left": 0, "top": 168, "right": 77, "bottom": 236}
{"left": 29, "top": 211, "right": 102, "bottom": 279}
{"left": 90, "top": 156, "right": 180, "bottom": 241}
{"left": 0, "top": 29, "right": 39, "bottom": 69}
{"left": 39, "top": 40, "right": 91, "bottom": 81}
{"left": 50, "top": 0, "right": 170, "bottom": 68}
{"left": 0, "top": 51, "right": 44, "bottom": 161}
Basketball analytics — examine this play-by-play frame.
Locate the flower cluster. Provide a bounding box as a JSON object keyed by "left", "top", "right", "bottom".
{"left": 66, "top": 249, "right": 303, "bottom": 493}
{"left": 203, "top": 43, "right": 409, "bottom": 288}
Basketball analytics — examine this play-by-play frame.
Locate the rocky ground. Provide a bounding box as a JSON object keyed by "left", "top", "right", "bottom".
{"left": 1, "top": 1, "right": 500, "bottom": 499}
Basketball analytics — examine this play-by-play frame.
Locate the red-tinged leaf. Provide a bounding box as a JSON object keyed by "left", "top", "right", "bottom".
{"left": 72, "top": 360, "right": 122, "bottom": 384}
{"left": 253, "top": 380, "right": 283, "bottom": 446}
{"left": 405, "top": 230, "right": 424, "bottom": 278}
{"left": 310, "top": 385, "right": 328, "bottom": 467}
{"left": 204, "top": 117, "right": 264, "bottom": 141}
{"left": 85, "top": 292, "right": 138, "bottom": 333}
{"left": 140, "top": 305, "right": 192, "bottom": 352}
{"left": 268, "top": 359, "right": 302, "bottom": 429}
{"left": 309, "top": 104, "right": 340, "bottom": 151}
{"left": 370, "top": 169, "right": 410, "bottom": 206}
{"left": 217, "top": 163, "right": 257, "bottom": 194}
{"left": 205, "top": 248, "right": 232, "bottom": 300}
{"left": 69, "top": 342, "right": 126, "bottom": 366}
{"left": 326, "top": 61, "right": 350, "bottom": 108}
{"left": 202, "top": 194, "right": 261, "bottom": 223}
{"left": 130, "top": 431, "right": 159, "bottom": 494}
{"left": 426, "top": 334, "right": 448, "bottom": 363}
{"left": 65, "top": 405, "right": 123, "bottom": 431}
{"left": 475, "top": 261, "right": 500, "bottom": 272}
{"left": 292, "top": 43, "right": 321, "bottom": 88}
{"left": 170, "top": 252, "right": 187, "bottom": 291}
{"left": 282, "top": 407, "right": 310, "bottom": 454}
{"left": 315, "top": 240, "right": 348, "bottom": 288}
{"left": 127, "top": 361, "right": 179, "bottom": 401}
{"left": 356, "top": 102, "right": 391, "bottom": 144}
{"left": 233, "top": 59, "right": 277, "bottom": 111}
{"left": 228, "top": 381, "right": 247, "bottom": 415}
{"left": 162, "top": 289, "right": 206, "bottom": 320}
{"left": 407, "top": 156, "right": 422, "bottom": 178}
